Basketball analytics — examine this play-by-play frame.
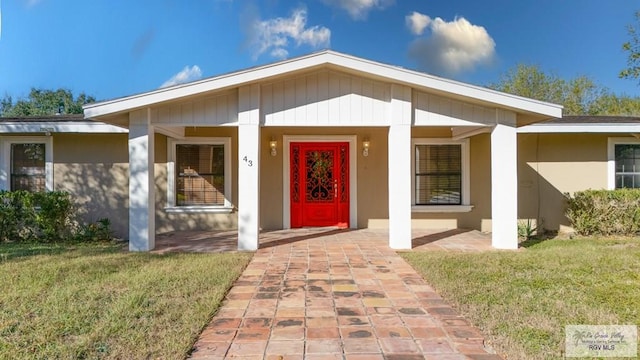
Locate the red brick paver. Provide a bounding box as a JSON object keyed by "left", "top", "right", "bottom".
{"left": 189, "top": 229, "right": 502, "bottom": 359}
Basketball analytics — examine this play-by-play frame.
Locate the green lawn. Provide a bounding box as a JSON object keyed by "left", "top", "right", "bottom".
{"left": 400, "top": 238, "right": 640, "bottom": 360}
{"left": 0, "top": 242, "right": 252, "bottom": 359}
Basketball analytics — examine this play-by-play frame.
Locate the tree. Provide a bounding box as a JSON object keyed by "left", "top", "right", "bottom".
{"left": 490, "top": 64, "right": 640, "bottom": 115}
{"left": 620, "top": 11, "right": 640, "bottom": 82}
{"left": 0, "top": 88, "right": 95, "bottom": 117}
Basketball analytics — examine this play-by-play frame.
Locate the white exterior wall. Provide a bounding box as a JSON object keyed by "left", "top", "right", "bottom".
{"left": 414, "top": 91, "right": 496, "bottom": 126}
{"left": 154, "top": 90, "right": 238, "bottom": 126}
{"left": 261, "top": 70, "right": 390, "bottom": 126}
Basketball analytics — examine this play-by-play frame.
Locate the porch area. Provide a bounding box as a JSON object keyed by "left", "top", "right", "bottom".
{"left": 151, "top": 228, "right": 496, "bottom": 254}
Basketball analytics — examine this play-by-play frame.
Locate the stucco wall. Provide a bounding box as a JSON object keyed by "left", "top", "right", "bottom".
{"left": 518, "top": 133, "right": 609, "bottom": 231}
{"left": 257, "top": 126, "right": 496, "bottom": 231}
{"left": 47, "top": 129, "right": 612, "bottom": 238}
{"left": 52, "top": 133, "right": 129, "bottom": 238}
{"left": 258, "top": 127, "right": 390, "bottom": 229}
{"left": 408, "top": 131, "right": 492, "bottom": 231}
{"left": 154, "top": 128, "right": 240, "bottom": 233}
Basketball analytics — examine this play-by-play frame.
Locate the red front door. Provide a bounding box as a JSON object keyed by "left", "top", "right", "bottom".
{"left": 290, "top": 142, "right": 349, "bottom": 228}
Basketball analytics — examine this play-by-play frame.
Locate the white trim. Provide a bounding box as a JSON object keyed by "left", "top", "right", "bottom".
{"left": 84, "top": 51, "right": 562, "bottom": 120}
{"left": 451, "top": 126, "right": 491, "bottom": 140}
{"left": 410, "top": 138, "right": 471, "bottom": 209}
{"left": 607, "top": 137, "right": 640, "bottom": 190}
{"left": 155, "top": 126, "right": 185, "bottom": 140}
{"left": 519, "top": 123, "right": 640, "bottom": 133}
{"left": 164, "top": 206, "right": 233, "bottom": 214}
{"left": 0, "top": 121, "right": 128, "bottom": 133}
{"left": 411, "top": 205, "right": 473, "bottom": 213}
{"left": 282, "top": 135, "right": 358, "bottom": 229}
{"left": 166, "top": 137, "right": 232, "bottom": 211}
{"left": 0, "top": 136, "right": 54, "bottom": 191}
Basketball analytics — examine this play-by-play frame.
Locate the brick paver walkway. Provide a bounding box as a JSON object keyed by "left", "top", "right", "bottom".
{"left": 189, "top": 230, "right": 501, "bottom": 359}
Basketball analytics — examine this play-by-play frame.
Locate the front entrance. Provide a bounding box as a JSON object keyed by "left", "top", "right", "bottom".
{"left": 290, "top": 142, "right": 349, "bottom": 228}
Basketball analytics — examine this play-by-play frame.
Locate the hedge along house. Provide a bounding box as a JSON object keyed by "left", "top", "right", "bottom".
{"left": 83, "top": 50, "right": 563, "bottom": 252}
{"left": 0, "top": 115, "right": 130, "bottom": 235}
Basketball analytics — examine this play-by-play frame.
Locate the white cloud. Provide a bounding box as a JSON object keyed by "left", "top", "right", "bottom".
{"left": 407, "top": 15, "right": 496, "bottom": 76}
{"left": 250, "top": 8, "right": 330, "bottom": 60}
{"left": 405, "top": 11, "right": 430, "bottom": 35}
{"left": 321, "top": 0, "right": 394, "bottom": 20}
{"left": 160, "top": 65, "right": 202, "bottom": 88}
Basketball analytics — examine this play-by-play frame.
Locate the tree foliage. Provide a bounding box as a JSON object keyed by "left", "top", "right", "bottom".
{"left": 490, "top": 64, "right": 640, "bottom": 115}
{"left": 0, "top": 88, "right": 95, "bottom": 117}
{"left": 620, "top": 11, "right": 640, "bottom": 82}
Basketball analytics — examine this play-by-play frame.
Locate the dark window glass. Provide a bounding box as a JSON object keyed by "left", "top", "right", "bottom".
{"left": 415, "top": 144, "right": 461, "bottom": 205}
{"left": 176, "top": 144, "right": 225, "bottom": 206}
{"left": 11, "top": 143, "right": 46, "bottom": 192}
{"left": 615, "top": 144, "right": 640, "bottom": 189}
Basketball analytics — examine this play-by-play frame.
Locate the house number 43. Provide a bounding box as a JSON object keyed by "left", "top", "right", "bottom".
{"left": 242, "top": 156, "right": 253, "bottom": 167}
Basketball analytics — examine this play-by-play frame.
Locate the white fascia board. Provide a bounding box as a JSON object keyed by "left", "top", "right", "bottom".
{"left": 0, "top": 121, "right": 128, "bottom": 133}
{"left": 518, "top": 123, "right": 640, "bottom": 133}
{"left": 84, "top": 50, "right": 562, "bottom": 119}
{"left": 84, "top": 53, "right": 332, "bottom": 118}
{"left": 451, "top": 126, "right": 492, "bottom": 140}
{"left": 155, "top": 126, "right": 185, "bottom": 139}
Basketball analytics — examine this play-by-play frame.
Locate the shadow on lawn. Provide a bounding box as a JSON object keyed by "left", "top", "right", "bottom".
{"left": 519, "top": 231, "right": 558, "bottom": 248}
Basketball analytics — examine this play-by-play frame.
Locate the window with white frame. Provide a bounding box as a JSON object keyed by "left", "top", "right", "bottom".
{"left": 614, "top": 143, "right": 640, "bottom": 188}
{"left": 411, "top": 139, "right": 470, "bottom": 210}
{"left": 0, "top": 136, "right": 53, "bottom": 192}
{"left": 167, "top": 138, "right": 232, "bottom": 211}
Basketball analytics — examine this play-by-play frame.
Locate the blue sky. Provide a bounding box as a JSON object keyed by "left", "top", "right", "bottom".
{"left": 0, "top": 0, "right": 638, "bottom": 102}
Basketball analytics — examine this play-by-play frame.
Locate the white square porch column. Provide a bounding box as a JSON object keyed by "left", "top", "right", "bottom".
{"left": 388, "top": 84, "right": 412, "bottom": 249}
{"left": 128, "top": 109, "right": 155, "bottom": 251}
{"left": 491, "top": 110, "right": 518, "bottom": 249}
{"left": 237, "top": 84, "right": 261, "bottom": 251}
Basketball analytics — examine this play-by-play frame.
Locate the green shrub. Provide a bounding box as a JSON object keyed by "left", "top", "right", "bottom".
{"left": 32, "top": 191, "right": 74, "bottom": 241}
{"left": 0, "top": 191, "right": 37, "bottom": 241}
{"left": 565, "top": 189, "right": 640, "bottom": 236}
{"left": 75, "top": 218, "right": 113, "bottom": 242}
{"left": 0, "top": 191, "right": 111, "bottom": 243}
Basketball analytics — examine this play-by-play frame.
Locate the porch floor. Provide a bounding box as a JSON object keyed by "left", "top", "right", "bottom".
{"left": 152, "top": 228, "right": 495, "bottom": 254}
{"left": 186, "top": 228, "right": 502, "bottom": 359}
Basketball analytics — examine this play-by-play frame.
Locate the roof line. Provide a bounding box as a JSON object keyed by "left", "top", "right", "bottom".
{"left": 84, "top": 50, "right": 562, "bottom": 119}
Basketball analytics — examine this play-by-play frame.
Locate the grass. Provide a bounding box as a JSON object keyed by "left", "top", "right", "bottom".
{"left": 400, "top": 238, "right": 640, "bottom": 360}
{"left": 0, "top": 242, "right": 252, "bottom": 359}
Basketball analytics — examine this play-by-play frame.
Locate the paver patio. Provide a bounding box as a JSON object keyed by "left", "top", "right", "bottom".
{"left": 187, "top": 229, "right": 502, "bottom": 359}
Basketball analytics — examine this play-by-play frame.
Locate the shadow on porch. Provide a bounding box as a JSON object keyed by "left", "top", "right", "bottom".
{"left": 152, "top": 228, "right": 494, "bottom": 254}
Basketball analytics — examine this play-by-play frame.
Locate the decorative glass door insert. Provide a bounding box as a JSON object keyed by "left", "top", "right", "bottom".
{"left": 290, "top": 142, "right": 349, "bottom": 228}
